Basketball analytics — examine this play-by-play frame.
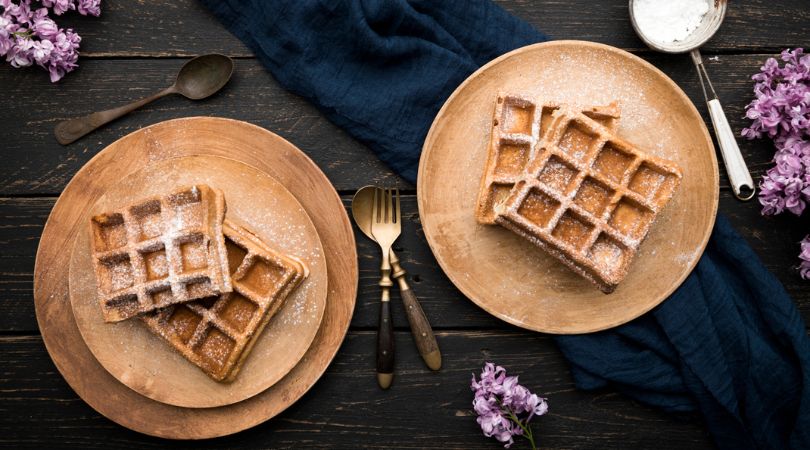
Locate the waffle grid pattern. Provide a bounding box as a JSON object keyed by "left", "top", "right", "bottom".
{"left": 495, "top": 105, "right": 682, "bottom": 293}
{"left": 475, "top": 93, "right": 621, "bottom": 225}
{"left": 141, "top": 220, "right": 308, "bottom": 382}
{"left": 89, "top": 185, "right": 231, "bottom": 322}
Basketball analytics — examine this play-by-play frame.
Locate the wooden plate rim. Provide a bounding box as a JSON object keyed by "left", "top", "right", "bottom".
{"left": 33, "top": 117, "right": 358, "bottom": 438}
{"left": 67, "top": 154, "right": 329, "bottom": 409}
{"left": 417, "top": 40, "right": 719, "bottom": 334}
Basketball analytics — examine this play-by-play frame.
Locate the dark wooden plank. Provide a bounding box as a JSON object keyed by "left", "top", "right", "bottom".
{"left": 0, "top": 332, "right": 712, "bottom": 449}
{"left": 0, "top": 59, "right": 407, "bottom": 195}
{"left": 0, "top": 53, "right": 791, "bottom": 196}
{"left": 498, "top": 0, "right": 810, "bottom": 53}
{"left": 50, "top": 0, "right": 810, "bottom": 57}
{"left": 2, "top": 192, "right": 808, "bottom": 333}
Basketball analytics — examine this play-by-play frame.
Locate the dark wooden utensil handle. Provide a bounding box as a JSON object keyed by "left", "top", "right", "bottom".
{"left": 54, "top": 87, "right": 174, "bottom": 145}
{"left": 399, "top": 286, "right": 441, "bottom": 371}
{"left": 389, "top": 250, "right": 441, "bottom": 371}
{"left": 376, "top": 288, "right": 394, "bottom": 389}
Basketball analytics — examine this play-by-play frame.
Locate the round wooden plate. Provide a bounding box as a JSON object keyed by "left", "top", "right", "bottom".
{"left": 34, "top": 117, "right": 357, "bottom": 438}
{"left": 68, "top": 155, "right": 328, "bottom": 409}
{"left": 417, "top": 41, "right": 718, "bottom": 334}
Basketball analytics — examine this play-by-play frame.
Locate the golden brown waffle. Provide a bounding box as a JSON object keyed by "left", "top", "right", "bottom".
{"left": 495, "top": 105, "right": 682, "bottom": 293}
{"left": 89, "top": 185, "right": 231, "bottom": 322}
{"left": 141, "top": 220, "right": 308, "bottom": 382}
{"left": 476, "top": 93, "right": 621, "bottom": 224}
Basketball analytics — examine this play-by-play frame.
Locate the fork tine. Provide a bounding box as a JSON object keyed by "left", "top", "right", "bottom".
{"left": 382, "top": 188, "right": 389, "bottom": 224}
{"left": 394, "top": 188, "right": 401, "bottom": 225}
{"left": 372, "top": 187, "right": 380, "bottom": 224}
{"left": 388, "top": 188, "right": 395, "bottom": 224}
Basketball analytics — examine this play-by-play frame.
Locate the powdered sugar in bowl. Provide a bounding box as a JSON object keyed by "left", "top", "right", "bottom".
{"left": 629, "top": 0, "right": 726, "bottom": 53}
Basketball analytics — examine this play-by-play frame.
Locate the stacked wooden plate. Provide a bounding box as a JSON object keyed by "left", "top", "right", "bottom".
{"left": 33, "top": 117, "right": 358, "bottom": 438}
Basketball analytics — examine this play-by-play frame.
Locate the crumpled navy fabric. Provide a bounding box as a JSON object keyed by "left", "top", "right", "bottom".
{"left": 201, "top": 0, "right": 810, "bottom": 448}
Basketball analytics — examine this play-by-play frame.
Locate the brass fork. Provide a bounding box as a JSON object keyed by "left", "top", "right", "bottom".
{"left": 370, "top": 187, "right": 400, "bottom": 389}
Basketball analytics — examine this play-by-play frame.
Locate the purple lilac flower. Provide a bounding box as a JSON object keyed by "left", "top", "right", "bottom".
{"left": 471, "top": 363, "right": 548, "bottom": 449}
{"left": 40, "top": 0, "right": 73, "bottom": 15}
{"left": 76, "top": 0, "right": 99, "bottom": 17}
{"left": 800, "top": 236, "right": 810, "bottom": 280}
{"left": 743, "top": 48, "right": 810, "bottom": 278}
{"left": 0, "top": 0, "right": 96, "bottom": 82}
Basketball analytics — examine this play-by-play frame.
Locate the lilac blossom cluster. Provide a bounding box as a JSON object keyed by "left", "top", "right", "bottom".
{"left": 0, "top": 0, "right": 100, "bottom": 82}
{"left": 800, "top": 237, "right": 810, "bottom": 280}
{"left": 471, "top": 363, "right": 548, "bottom": 449}
{"left": 742, "top": 48, "right": 810, "bottom": 279}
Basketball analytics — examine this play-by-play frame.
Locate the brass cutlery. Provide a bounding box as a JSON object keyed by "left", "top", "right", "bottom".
{"left": 353, "top": 187, "right": 441, "bottom": 389}
{"left": 369, "top": 188, "right": 399, "bottom": 389}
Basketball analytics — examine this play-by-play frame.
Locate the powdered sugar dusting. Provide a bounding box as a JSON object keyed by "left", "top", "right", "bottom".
{"left": 71, "top": 155, "right": 328, "bottom": 404}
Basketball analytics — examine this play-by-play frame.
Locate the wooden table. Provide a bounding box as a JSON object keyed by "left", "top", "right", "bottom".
{"left": 1, "top": 1, "right": 808, "bottom": 448}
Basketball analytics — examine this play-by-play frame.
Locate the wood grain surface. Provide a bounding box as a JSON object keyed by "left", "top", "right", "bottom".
{"left": 1, "top": 0, "right": 808, "bottom": 448}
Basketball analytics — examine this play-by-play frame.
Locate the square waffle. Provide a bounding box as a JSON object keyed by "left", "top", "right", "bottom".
{"left": 89, "top": 185, "right": 231, "bottom": 322}
{"left": 141, "top": 220, "right": 309, "bottom": 382}
{"left": 476, "top": 93, "right": 621, "bottom": 224}
{"left": 495, "top": 105, "right": 682, "bottom": 293}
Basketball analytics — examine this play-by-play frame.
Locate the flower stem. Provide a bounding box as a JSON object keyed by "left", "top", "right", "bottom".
{"left": 506, "top": 410, "right": 537, "bottom": 450}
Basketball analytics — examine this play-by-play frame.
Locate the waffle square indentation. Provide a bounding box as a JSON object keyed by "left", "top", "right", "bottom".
{"left": 91, "top": 213, "right": 128, "bottom": 252}
{"left": 98, "top": 254, "right": 133, "bottom": 294}
{"left": 199, "top": 328, "right": 236, "bottom": 374}
{"left": 130, "top": 200, "right": 163, "bottom": 241}
{"left": 178, "top": 234, "right": 209, "bottom": 272}
{"left": 142, "top": 244, "right": 169, "bottom": 281}
{"left": 539, "top": 105, "right": 560, "bottom": 139}
{"left": 517, "top": 188, "right": 560, "bottom": 229}
{"left": 592, "top": 142, "right": 634, "bottom": 184}
{"left": 499, "top": 98, "right": 535, "bottom": 135}
{"left": 169, "top": 187, "right": 205, "bottom": 230}
{"left": 537, "top": 155, "right": 577, "bottom": 195}
{"left": 494, "top": 140, "right": 530, "bottom": 178}
{"left": 629, "top": 162, "right": 668, "bottom": 200}
{"left": 225, "top": 240, "right": 248, "bottom": 274}
{"left": 168, "top": 306, "right": 202, "bottom": 344}
{"left": 146, "top": 285, "right": 173, "bottom": 306}
{"left": 552, "top": 211, "right": 594, "bottom": 251}
{"left": 608, "top": 198, "right": 653, "bottom": 240}
{"left": 241, "top": 257, "right": 287, "bottom": 297}
{"left": 558, "top": 122, "right": 597, "bottom": 162}
{"left": 574, "top": 177, "right": 615, "bottom": 218}
{"left": 221, "top": 293, "right": 258, "bottom": 333}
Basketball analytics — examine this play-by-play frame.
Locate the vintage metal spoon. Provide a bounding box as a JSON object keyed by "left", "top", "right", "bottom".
{"left": 351, "top": 186, "right": 442, "bottom": 372}
{"left": 54, "top": 54, "right": 234, "bottom": 145}
{"left": 629, "top": 0, "right": 755, "bottom": 201}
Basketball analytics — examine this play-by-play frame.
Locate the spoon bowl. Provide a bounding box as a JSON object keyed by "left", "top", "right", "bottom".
{"left": 351, "top": 186, "right": 377, "bottom": 241}
{"left": 174, "top": 54, "right": 235, "bottom": 100}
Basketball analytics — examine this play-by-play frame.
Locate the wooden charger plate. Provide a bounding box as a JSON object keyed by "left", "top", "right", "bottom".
{"left": 417, "top": 41, "right": 718, "bottom": 334}
{"left": 34, "top": 117, "right": 357, "bottom": 438}
{"left": 69, "top": 155, "right": 328, "bottom": 409}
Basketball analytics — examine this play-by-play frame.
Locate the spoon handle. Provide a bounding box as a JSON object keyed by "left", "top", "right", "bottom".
{"left": 54, "top": 86, "right": 175, "bottom": 145}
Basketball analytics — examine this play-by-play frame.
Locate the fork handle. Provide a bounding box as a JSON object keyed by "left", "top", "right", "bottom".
{"left": 376, "top": 286, "right": 394, "bottom": 389}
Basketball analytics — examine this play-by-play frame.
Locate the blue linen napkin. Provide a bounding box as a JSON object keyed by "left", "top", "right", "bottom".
{"left": 200, "top": 1, "right": 810, "bottom": 448}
